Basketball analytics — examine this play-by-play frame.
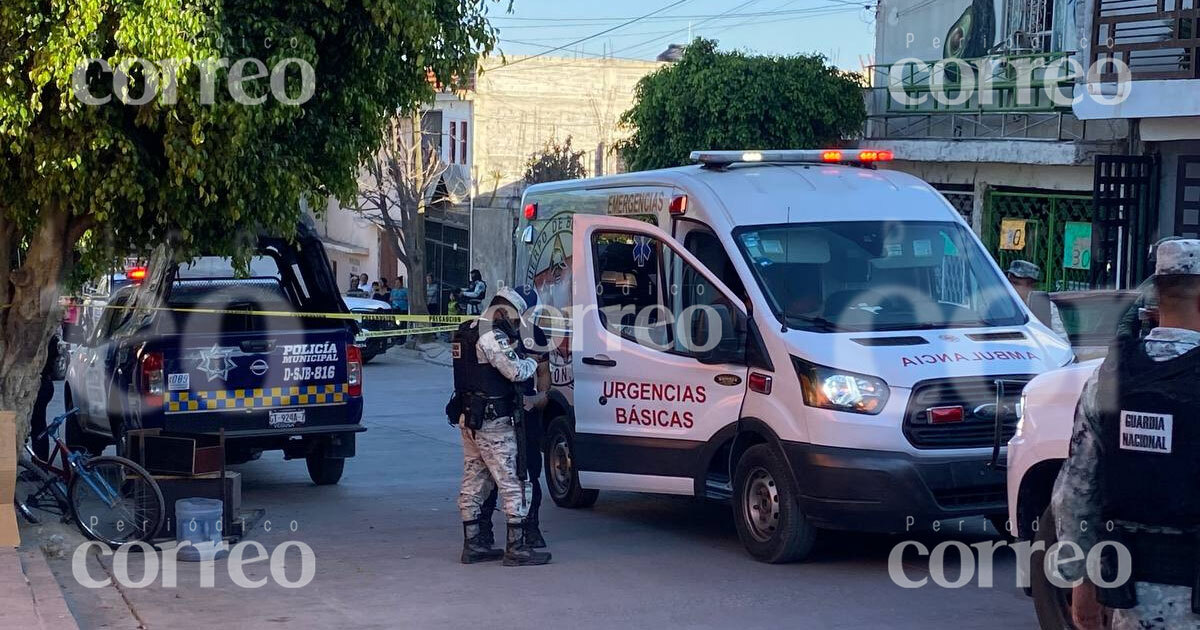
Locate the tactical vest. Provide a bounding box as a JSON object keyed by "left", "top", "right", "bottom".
{"left": 1097, "top": 336, "right": 1200, "bottom": 528}
{"left": 452, "top": 320, "right": 515, "bottom": 399}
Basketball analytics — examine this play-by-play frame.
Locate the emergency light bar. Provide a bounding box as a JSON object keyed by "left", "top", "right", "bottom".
{"left": 690, "top": 149, "right": 894, "bottom": 168}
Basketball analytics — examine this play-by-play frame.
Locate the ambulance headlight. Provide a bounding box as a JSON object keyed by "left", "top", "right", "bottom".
{"left": 794, "top": 358, "right": 890, "bottom": 415}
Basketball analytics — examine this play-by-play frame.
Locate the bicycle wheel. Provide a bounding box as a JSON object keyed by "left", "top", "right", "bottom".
{"left": 15, "top": 459, "right": 68, "bottom": 524}
{"left": 68, "top": 455, "right": 165, "bottom": 546}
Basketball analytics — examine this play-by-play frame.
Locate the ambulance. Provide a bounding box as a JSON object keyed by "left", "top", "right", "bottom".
{"left": 515, "top": 150, "right": 1074, "bottom": 563}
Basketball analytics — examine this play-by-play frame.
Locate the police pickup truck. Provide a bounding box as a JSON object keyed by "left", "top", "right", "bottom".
{"left": 64, "top": 224, "right": 364, "bottom": 485}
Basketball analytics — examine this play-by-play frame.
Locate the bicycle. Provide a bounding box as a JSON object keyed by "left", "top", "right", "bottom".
{"left": 14, "top": 409, "right": 166, "bottom": 547}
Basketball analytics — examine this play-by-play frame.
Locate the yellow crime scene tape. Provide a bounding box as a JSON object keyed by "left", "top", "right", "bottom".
{"left": 50, "top": 300, "right": 473, "bottom": 339}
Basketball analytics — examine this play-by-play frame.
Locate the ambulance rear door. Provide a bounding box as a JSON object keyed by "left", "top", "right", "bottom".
{"left": 571, "top": 214, "right": 750, "bottom": 496}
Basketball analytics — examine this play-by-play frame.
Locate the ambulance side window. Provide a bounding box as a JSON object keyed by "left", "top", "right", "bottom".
{"left": 591, "top": 230, "right": 737, "bottom": 358}
{"left": 592, "top": 231, "right": 671, "bottom": 349}
{"left": 684, "top": 229, "right": 745, "bottom": 300}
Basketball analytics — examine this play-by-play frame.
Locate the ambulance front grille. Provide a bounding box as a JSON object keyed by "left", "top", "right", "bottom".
{"left": 903, "top": 376, "right": 1034, "bottom": 449}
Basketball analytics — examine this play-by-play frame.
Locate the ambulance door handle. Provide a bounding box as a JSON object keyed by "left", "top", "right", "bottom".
{"left": 582, "top": 355, "right": 617, "bottom": 367}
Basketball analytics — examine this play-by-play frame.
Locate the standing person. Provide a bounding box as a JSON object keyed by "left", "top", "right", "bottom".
{"left": 426, "top": 273, "right": 440, "bottom": 316}
{"left": 446, "top": 289, "right": 461, "bottom": 317}
{"left": 390, "top": 277, "right": 409, "bottom": 313}
{"left": 30, "top": 333, "right": 59, "bottom": 460}
{"left": 461, "top": 269, "right": 488, "bottom": 315}
{"left": 371, "top": 282, "right": 389, "bottom": 303}
{"left": 357, "top": 273, "right": 371, "bottom": 294}
{"left": 1006, "top": 260, "right": 1066, "bottom": 340}
{"left": 450, "top": 287, "right": 551, "bottom": 566}
{"left": 477, "top": 285, "right": 551, "bottom": 548}
{"left": 1053, "top": 239, "right": 1200, "bottom": 630}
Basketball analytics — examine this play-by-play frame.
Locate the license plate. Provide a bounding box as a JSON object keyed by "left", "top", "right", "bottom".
{"left": 269, "top": 409, "right": 306, "bottom": 428}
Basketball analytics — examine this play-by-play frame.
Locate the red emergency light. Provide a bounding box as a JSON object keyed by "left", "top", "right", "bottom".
{"left": 127, "top": 267, "right": 148, "bottom": 282}
{"left": 524, "top": 203, "right": 538, "bottom": 220}
{"left": 857, "top": 149, "right": 894, "bottom": 163}
{"left": 928, "top": 406, "right": 965, "bottom": 424}
{"left": 821, "top": 150, "right": 843, "bottom": 163}
{"left": 669, "top": 195, "right": 688, "bottom": 215}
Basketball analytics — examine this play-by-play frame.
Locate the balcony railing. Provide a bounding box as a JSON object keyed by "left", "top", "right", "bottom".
{"left": 865, "top": 53, "right": 1088, "bottom": 141}
{"left": 1092, "top": 0, "right": 1199, "bottom": 80}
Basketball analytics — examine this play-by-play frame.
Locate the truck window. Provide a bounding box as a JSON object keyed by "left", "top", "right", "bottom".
{"left": 592, "top": 230, "right": 736, "bottom": 357}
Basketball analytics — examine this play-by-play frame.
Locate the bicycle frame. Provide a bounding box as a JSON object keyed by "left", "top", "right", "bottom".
{"left": 24, "top": 411, "right": 77, "bottom": 485}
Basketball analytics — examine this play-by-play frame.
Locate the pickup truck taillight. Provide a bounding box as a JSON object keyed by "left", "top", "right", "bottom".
{"left": 141, "top": 351, "right": 165, "bottom": 405}
{"left": 347, "top": 345, "right": 363, "bottom": 397}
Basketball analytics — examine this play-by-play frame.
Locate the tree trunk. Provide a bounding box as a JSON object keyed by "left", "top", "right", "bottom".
{"left": 0, "top": 208, "right": 71, "bottom": 456}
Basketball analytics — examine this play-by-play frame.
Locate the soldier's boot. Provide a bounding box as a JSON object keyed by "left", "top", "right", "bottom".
{"left": 503, "top": 521, "right": 551, "bottom": 566}
{"left": 479, "top": 517, "right": 496, "bottom": 548}
{"left": 524, "top": 516, "right": 546, "bottom": 549}
{"left": 461, "top": 520, "right": 504, "bottom": 564}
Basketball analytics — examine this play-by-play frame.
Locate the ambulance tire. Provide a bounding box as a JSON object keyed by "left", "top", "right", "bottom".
{"left": 544, "top": 416, "right": 598, "bottom": 509}
{"left": 1031, "top": 507, "right": 1077, "bottom": 630}
{"left": 733, "top": 444, "right": 816, "bottom": 564}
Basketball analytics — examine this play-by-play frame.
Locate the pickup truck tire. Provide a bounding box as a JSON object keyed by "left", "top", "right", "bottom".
{"left": 306, "top": 451, "right": 345, "bottom": 485}
{"left": 64, "top": 388, "right": 109, "bottom": 455}
{"left": 733, "top": 444, "right": 817, "bottom": 564}
{"left": 1031, "top": 506, "right": 1077, "bottom": 629}
{"left": 545, "top": 416, "right": 598, "bottom": 509}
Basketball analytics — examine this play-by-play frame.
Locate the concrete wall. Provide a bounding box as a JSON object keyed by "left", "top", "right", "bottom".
{"left": 468, "top": 206, "right": 516, "bottom": 290}
{"left": 307, "top": 197, "right": 379, "bottom": 292}
{"left": 471, "top": 56, "right": 664, "bottom": 211}
{"left": 884, "top": 159, "right": 1095, "bottom": 230}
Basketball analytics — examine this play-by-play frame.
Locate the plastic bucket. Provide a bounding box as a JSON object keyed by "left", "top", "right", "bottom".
{"left": 175, "top": 498, "right": 226, "bottom": 562}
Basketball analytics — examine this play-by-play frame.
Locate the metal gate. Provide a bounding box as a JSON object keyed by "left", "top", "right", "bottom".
{"left": 983, "top": 190, "right": 1094, "bottom": 291}
{"left": 1093, "top": 155, "right": 1159, "bottom": 289}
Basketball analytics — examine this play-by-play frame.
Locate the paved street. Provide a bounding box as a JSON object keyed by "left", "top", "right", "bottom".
{"left": 43, "top": 349, "right": 1038, "bottom": 629}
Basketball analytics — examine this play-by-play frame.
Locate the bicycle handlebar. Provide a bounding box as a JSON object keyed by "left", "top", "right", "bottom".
{"left": 36, "top": 408, "right": 79, "bottom": 441}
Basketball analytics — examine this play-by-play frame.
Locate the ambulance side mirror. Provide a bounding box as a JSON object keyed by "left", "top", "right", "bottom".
{"left": 693, "top": 304, "right": 746, "bottom": 365}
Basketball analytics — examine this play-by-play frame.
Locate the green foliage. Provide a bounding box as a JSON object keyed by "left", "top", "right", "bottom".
{"left": 0, "top": 0, "right": 502, "bottom": 281}
{"left": 617, "top": 39, "right": 867, "bottom": 171}
{"left": 523, "top": 136, "right": 587, "bottom": 185}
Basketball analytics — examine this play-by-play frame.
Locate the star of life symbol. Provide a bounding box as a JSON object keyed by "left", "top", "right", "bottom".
{"left": 197, "top": 344, "right": 237, "bottom": 382}
{"left": 632, "top": 236, "right": 653, "bottom": 268}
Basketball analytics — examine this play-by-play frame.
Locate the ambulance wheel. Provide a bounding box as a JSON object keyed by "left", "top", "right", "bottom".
{"left": 1031, "top": 507, "right": 1077, "bottom": 630}
{"left": 545, "top": 416, "right": 598, "bottom": 509}
{"left": 733, "top": 444, "right": 816, "bottom": 564}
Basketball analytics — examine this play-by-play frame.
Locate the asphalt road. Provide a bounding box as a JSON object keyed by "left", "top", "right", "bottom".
{"left": 44, "top": 348, "right": 1039, "bottom": 629}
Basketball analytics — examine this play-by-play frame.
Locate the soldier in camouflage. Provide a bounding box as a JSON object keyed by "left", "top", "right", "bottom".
{"left": 1052, "top": 239, "right": 1200, "bottom": 629}
{"left": 455, "top": 287, "right": 552, "bottom": 566}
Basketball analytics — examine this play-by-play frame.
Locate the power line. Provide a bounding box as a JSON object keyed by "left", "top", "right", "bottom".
{"left": 608, "top": 0, "right": 766, "bottom": 58}
{"left": 491, "top": 0, "right": 697, "bottom": 70}
{"left": 490, "top": 4, "right": 876, "bottom": 25}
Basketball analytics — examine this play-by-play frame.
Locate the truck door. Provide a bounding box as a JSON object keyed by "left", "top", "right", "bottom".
{"left": 571, "top": 214, "right": 749, "bottom": 496}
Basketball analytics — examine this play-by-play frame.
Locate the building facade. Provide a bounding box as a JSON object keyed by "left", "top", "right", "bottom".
{"left": 420, "top": 56, "right": 664, "bottom": 299}
{"left": 869, "top": 0, "right": 1198, "bottom": 289}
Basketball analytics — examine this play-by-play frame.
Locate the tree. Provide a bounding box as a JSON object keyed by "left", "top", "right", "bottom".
{"left": 524, "top": 136, "right": 587, "bottom": 185}
{"left": 617, "top": 39, "right": 867, "bottom": 171}
{"left": 0, "top": 1, "right": 501, "bottom": 442}
{"left": 355, "top": 113, "right": 458, "bottom": 320}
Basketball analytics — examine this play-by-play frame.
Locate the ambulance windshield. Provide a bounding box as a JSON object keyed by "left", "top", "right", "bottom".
{"left": 736, "top": 221, "right": 1026, "bottom": 333}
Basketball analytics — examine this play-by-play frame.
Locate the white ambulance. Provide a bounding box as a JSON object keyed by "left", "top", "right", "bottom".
{"left": 515, "top": 149, "right": 1074, "bottom": 563}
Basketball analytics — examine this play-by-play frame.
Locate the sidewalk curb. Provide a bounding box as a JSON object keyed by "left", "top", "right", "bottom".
{"left": 1, "top": 546, "right": 79, "bottom": 630}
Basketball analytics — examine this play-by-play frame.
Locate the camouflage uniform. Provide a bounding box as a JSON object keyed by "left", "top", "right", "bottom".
{"left": 1052, "top": 326, "right": 1200, "bottom": 630}
{"left": 458, "top": 323, "right": 538, "bottom": 524}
